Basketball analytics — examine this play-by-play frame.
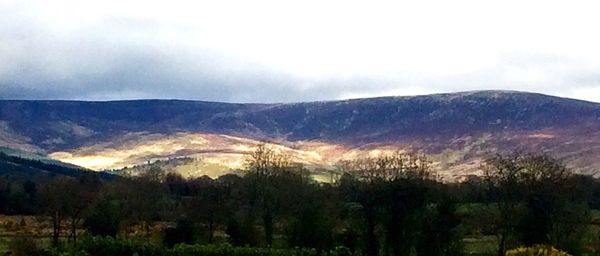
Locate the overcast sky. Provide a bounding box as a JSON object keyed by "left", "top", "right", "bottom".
{"left": 1, "top": 0, "right": 600, "bottom": 103}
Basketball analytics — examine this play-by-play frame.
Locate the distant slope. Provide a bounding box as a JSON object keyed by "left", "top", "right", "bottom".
{"left": 1, "top": 90, "right": 600, "bottom": 180}
{"left": 0, "top": 152, "right": 112, "bottom": 179}
{"left": 0, "top": 146, "right": 82, "bottom": 168}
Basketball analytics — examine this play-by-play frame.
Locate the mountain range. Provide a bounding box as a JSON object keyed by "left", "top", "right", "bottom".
{"left": 2, "top": 90, "right": 599, "bottom": 180}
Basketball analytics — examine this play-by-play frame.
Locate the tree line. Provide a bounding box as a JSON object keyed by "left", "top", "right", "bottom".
{"left": 1, "top": 145, "right": 600, "bottom": 255}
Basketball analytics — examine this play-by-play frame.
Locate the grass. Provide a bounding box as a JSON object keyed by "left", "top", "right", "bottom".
{"left": 456, "top": 202, "right": 498, "bottom": 215}
{"left": 456, "top": 203, "right": 499, "bottom": 256}
{"left": 463, "top": 236, "right": 498, "bottom": 256}
{"left": 0, "top": 237, "right": 8, "bottom": 254}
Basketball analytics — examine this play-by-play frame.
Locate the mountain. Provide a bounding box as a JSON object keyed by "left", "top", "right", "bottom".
{"left": 1, "top": 90, "right": 600, "bottom": 180}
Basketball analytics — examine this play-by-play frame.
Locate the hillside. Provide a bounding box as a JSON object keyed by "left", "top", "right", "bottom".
{"left": 0, "top": 152, "right": 112, "bottom": 180}
{"left": 1, "top": 90, "right": 600, "bottom": 180}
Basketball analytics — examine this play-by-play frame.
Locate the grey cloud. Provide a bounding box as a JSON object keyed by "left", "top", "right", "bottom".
{"left": 1, "top": 4, "right": 600, "bottom": 103}
{"left": 0, "top": 14, "right": 394, "bottom": 103}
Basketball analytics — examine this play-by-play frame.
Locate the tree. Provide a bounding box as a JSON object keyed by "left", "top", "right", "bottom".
{"left": 516, "top": 154, "right": 587, "bottom": 253}
{"left": 243, "top": 143, "right": 296, "bottom": 246}
{"left": 144, "top": 165, "right": 166, "bottom": 183}
{"left": 337, "top": 151, "right": 432, "bottom": 256}
{"left": 483, "top": 153, "right": 586, "bottom": 255}
{"left": 84, "top": 198, "right": 120, "bottom": 237}
{"left": 111, "top": 173, "right": 170, "bottom": 235}
{"left": 415, "top": 197, "right": 462, "bottom": 256}
{"left": 69, "top": 174, "right": 101, "bottom": 244}
{"left": 483, "top": 153, "right": 528, "bottom": 256}
{"left": 40, "top": 177, "right": 77, "bottom": 246}
{"left": 187, "top": 177, "right": 230, "bottom": 243}
{"left": 338, "top": 174, "right": 379, "bottom": 256}
{"left": 40, "top": 175, "right": 99, "bottom": 246}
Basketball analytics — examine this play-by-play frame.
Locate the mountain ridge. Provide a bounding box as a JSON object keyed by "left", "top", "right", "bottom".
{"left": 2, "top": 90, "right": 600, "bottom": 180}
{"left": 2, "top": 90, "right": 597, "bottom": 104}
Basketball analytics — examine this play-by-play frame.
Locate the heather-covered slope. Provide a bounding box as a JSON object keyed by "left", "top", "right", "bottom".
{"left": 2, "top": 91, "right": 600, "bottom": 179}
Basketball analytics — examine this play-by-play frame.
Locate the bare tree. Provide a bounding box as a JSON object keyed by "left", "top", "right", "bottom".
{"left": 244, "top": 143, "right": 296, "bottom": 246}
{"left": 337, "top": 151, "right": 431, "bottom": 182}
{"left": 40, "top": 177, "right": 88, "bottom": 246}
{"left": 336, "top": 151, "right": 433, "bottom": 256}
{"left": 245, "top": 143, "right": 294, "bottom": 176}
{"left": 483, "top": 153, "right": 527, "bottom": 256}
{"left": 483, "top": 153, "right": 575, "bottom": 255}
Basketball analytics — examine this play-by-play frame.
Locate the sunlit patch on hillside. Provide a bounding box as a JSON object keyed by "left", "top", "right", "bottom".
{"left": 49, "top": 152, "right": 121, "bottom": 170}
{"left": 527, "top": 133, "right": 556, "bottom": 139}
{"left": 48, "top": 132, "right": 308, "bottom": 172}
{"left": 44, "top": 128, "right": 600, "bottom": 181}
{"left": 46, "top": 132, "right": 418, "bottom": 177}
{"left": 47, "top": 131, "right": 494, "bottom": 181}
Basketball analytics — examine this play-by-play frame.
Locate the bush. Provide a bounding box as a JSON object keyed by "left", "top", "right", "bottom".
{"left": 74, "top": 236, "right": 355, "bottom": 256}
{"left": 505, "top": 245, "right": 571, "bottom": 256}
{"left": 78, "top": 236, "right": 164, "bottom": 256}
{"left": 172, "top": 243, "right": 318, "bottom": 256}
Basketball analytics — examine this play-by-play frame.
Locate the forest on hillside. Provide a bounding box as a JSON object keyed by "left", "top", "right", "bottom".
{"left": 1, "top": 145, "right": 600, "bottom": 256}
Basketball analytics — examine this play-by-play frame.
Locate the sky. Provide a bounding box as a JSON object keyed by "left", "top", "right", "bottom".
{"left": 1, "top": 0, "right": 600, "bottom": 103}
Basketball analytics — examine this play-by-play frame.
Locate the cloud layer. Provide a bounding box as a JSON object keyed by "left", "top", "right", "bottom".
{"left": 2, "top": 0, "right": 600, "bottom": 103}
